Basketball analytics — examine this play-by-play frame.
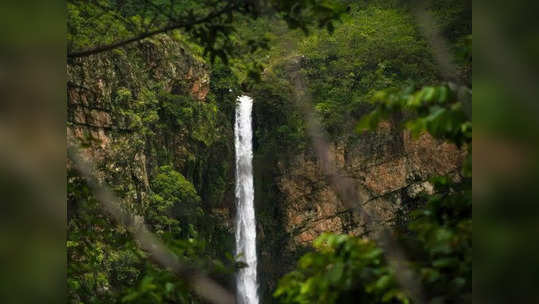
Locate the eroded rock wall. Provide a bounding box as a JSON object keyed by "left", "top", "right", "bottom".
{"left": 67, "top": 34, "right": 234, "bottom": 225}
{"left": 257, "top": 119, "right": 464, "bottom": 299}
{"left": 279, "top": 127, "right": 463, "bottom": 247}
{"left": 67, "top": 35, "right": 209, "bottom": 155}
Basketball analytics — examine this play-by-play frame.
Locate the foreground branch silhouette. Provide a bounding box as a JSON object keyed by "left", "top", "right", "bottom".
{"left": 67, "top": 2, "right": 238, "bottom": 58}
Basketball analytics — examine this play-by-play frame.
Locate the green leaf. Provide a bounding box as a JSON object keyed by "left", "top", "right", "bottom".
{"left": 121, "top": 291, "right": 140, "bottom": 303}
{"left": 328, "top": 262, "right": 344, "bottom": 283}
{"left": 423, "top": 87, "right": 436, "bottom": 102}
{"left": 438, "top": 86, "right": 449, "bottom": 103}
{"left": 375, "top": 274, "right": 392, "bottom": 290}
{"left": 165, "top": 282, "right": 175, "bottom": 293}
{"left": 432, "top": 258, "right": 458, "bottom": 268}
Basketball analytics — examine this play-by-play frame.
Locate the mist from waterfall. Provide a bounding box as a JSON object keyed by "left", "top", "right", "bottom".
{"left": 234, "top": 95, "right": 259, "bottom": 304}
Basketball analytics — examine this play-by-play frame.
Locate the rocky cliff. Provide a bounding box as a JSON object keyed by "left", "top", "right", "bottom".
{"left": 255, "top": 117, "right": 464, "bottom": 300}
{"left": 68, "top": 35, "right": 209, "bottom": 152}
{"left": 280, "top": 125, "right": 463, "bottom": 246}
{"left": 67, "top": 34, "right": 235, "bottom": 246}
{"left": 66, "top": 33, "right": 463, "bottom": 302}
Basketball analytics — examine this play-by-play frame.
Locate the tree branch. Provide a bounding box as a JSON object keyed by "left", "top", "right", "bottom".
{"left": 67, "top": 2, "right": 239, "bottom": 58}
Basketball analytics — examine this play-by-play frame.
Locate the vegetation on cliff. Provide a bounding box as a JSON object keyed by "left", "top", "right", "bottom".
{"left": 67, "top": 0, "right": 471, "bottom": 303}
{"left": 269, "top": 1, "right": 471, "bottom": 303}
{"left": 273, "top": 83, "right": 472, "bottom": 303}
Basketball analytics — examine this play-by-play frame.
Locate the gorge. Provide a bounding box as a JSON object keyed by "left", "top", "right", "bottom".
{"left": 67, "top": 1, "right": 471, "bottom": 303}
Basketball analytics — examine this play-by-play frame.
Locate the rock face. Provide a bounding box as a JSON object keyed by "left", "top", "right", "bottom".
{"left": 279, "top": 130, "right": 462, "bottom": 245}
{"left": 67, "top": 35, "right": 234, "bottom": 224}
{"left": 66, "top": 34, "right": 463, "bottom": 302}
{"left": 67, "top": 35, "right": 209, "bottom": 154}
{"left": 67, "top": 35, "right": 240, "bottom": 303}
{"left": 256, "top": 119, "right": 464, "bottom": 299}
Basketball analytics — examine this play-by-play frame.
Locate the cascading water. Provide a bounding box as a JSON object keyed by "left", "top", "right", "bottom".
{"left": 234, "top": 95, "right": 259, "bottom": 304}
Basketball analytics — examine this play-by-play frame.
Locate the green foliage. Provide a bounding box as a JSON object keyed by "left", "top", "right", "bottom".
{"left": 357, "top": 84, "right": 471, "bottom": 147}
{"left": 67, "top": 0, "right": 346, "bottom": 63}
{"left": 428, "top": 0, "right": 472, "bottom": 85}
{"left": 207, "top": 62, "right": 242, "bottom": 119}
{"left": 152, "top": 166, "right": 198, "bottom": 204}
{"left": 274, "top": 233, "right": 409, "bottom": 304}
{"left": 269, "top": 0, "right": 347, "bottom": 35}
{"left": 429, "top": 0, "right": 472, "bottom": 43}
{"left": 68, "top": 0, "right": 472, "bottom": 303}
{"left": 120, "top": 267, "right": 194, "bottom": 303}
{"left": 108, "top": 79, "right": 233, "bottom": 206}
{"left": 404, "top": 176, "right": 472, "bottom": 303}
{"left": 68, "top": 170, "right": 145, "bottom": 303}
{"left": 297, "top": 3, "right": 438, "bottom": 136}
{"left": 244, "top": 4, "right": 470, "bottom": 299}
{"left": 147, "top": 165, "right": 202, "bottom": 237}
{"left": 156, "top": 90, "right": 220, "bottom": 147}
{"left": 68, "top": 163, "right": 233, "bottom": 304}
{"left": 275, "top": 175, "right": 472, "bottom": 303}
{"left": 113, "top": 85, "right": 220, "bottom": 147}
{"left": 357, "top": 83, "right": 472, "bottom": 178}
{"left": 67, "top": 1, "right": 132, "bottom": 51}
{"left": 68, "top": 45, "right": 235, "bottom": 304}
{"left": 276, "top": 82, "right": 472, "bottom": 303}
{"left": 252, "top": 76, "right": 307, "bottom": 156}
{"left": 250, "top": 2, "right": 439, "bottom": 143}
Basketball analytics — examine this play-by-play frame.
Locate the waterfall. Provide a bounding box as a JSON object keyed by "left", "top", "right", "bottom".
{"left": 234, "top": 95, "right": 259, "bottom": 304}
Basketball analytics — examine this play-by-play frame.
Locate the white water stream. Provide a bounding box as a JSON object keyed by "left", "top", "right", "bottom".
{"left": 234, "top": 95, "right": 259, "bottom": 304}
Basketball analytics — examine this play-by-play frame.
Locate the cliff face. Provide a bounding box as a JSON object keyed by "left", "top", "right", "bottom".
{"left": 66, "top": 35, "right": 243, "bottom": 304}
{"left": 256, "top": 119, "right": 463, "bottom": 299}
{"left": 279, "top": 125, "right": 462, "bottom": 246}
{"left": 67, "top": 34, "right": 235, "bottom": 236}
{"left": 66, "top": 34, "right": 463, "bottom": 302}
{"left": 67, "top": 34, "right": 209, "bottom": 154}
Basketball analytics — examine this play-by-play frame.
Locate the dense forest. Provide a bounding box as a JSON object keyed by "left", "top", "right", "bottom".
{"left": 67, "top": 0, "right": 471, "bottom": 303}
